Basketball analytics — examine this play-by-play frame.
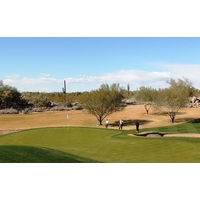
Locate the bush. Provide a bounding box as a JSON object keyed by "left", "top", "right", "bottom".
{"left": 0, "top": 108, "right": 19, "bottom": 114}
{"left": 0, "top": 85, "right": 22, "bottom": 109}
{"left": 72, "top": 104, "right": 83, "bottom": 110}
{"left": 21, "top": 108, "right": 32, "bottom": 114}
{"left": 32, "top": 107, "right": 46, "bottom": 113}
{"left": 50, "top": 106, "right": 68, "bottom": 111}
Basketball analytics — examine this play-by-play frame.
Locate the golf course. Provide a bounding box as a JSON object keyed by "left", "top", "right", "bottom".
{"left": 1, "top": 105, "right": 200, "bottom": 163}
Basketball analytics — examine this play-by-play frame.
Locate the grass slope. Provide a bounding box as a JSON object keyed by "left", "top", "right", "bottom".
{"left": 0, "top": 145, "right": 99, "bottom": 163}
{"left": 0, "top": 122, "right": 200, "bottom": 163}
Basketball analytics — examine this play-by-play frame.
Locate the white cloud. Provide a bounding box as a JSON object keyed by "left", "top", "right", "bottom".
{"left": 21, "top": 77, "right": 59, "bottom": 84}
{"left": 4, "top": 79, "right": 15, "bottom": 85}
{"left": 40, "top": 77, "right": 58, "bottom": 83}
{"left": 162, "top": 64, "right": 200, "bottom": 88}
{"left": 3, "top": 66, "right": 200, "bottom": 92}
{"left": 40, "top": 73, "right": 51, "bottom": 77}
{"left": 3, "top": 70, "right": 172, "bottom": 92}
{"left": 64, "top": 70, "right": 172, "bottom": 90}
{"left": 66, "top": 70, "right": 171, "bottom": 85}
{"left": 6, "top": 73, "right": 20, "bottom": 79}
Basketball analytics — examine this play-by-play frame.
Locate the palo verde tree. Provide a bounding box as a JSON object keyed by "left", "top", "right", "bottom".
{"left": 154, "top": 77, "right": 194, "bottom": 123}
{"left": 80, "top": 83, "right": 125, "bottom": 125}
{"left": 134, "top": 86, "right": 158, "bottom": 114}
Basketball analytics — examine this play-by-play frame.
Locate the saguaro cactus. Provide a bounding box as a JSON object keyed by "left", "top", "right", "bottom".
{"left": 62, "top": 80, "right": 66, "bottom": 95}
{"left": 62, "top": 80, "right": 67, "bottom": 104}
{"left": 127, "top": 84, "right": 130, "bottom": 96}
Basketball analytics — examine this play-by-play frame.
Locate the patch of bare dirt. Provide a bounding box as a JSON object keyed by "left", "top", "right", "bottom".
{"left": 0, "top": 105, "right": 200, "bottom": 137}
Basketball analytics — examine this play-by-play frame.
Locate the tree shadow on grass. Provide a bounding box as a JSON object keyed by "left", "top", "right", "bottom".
{"left": 175, "top": 118, "right": 200, "bottom": 123}
{"left": 110, "top": 119, "right": 152, "bottom": 127}
{"left": 191, "top": 118, "right": 200, "bottom": 123}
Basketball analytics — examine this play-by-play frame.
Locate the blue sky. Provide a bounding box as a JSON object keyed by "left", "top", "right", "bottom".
{"left": 1, "top": 37, "right": 200, "bottom": 92}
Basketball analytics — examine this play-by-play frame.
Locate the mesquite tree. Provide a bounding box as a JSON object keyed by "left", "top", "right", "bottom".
{"left": 154, "top": 78, "right": 194, "bottom": 123}
{"left": 135, "top": 86, "right": 158, "bottom": 115}
{"left": 80, "top": 83, "right": 125, "bottom": 125}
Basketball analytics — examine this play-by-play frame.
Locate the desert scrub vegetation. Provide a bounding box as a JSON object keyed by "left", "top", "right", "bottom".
{"left": 0, "top": 108, "right": 19, "bottom": 114}
{"left": 0, "top": 81, "right": 84, "bottom": 114}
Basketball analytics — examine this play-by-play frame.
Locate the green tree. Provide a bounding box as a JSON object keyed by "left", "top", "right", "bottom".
{"left": 0, "top": 85, "right": 21, "bottom": 109}
{"left": 80, "top": 83, "right": 125, "bottom": 125}
{"left": 154, "top": 78, "right": 194, "bottom": 123}
{"left": 135, "top": 86, "right": 158, "bottom": 114}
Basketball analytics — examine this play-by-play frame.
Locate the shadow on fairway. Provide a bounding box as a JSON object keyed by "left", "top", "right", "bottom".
{"left": 0, "top": 145, "right": 101, "bottom": 163}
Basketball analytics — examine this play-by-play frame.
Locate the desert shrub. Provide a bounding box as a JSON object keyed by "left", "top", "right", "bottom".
{"left": 32, "top": 107, "right": 46, "bottom": 112}
{"left": 66, "top": 101, "right": 73, "bottom": 107}
{"left": 0, "top": 108, "right": 19, "bottom": 114}
{"left": 30, "top": 94, "right": 51, "bottom": 108}
{"left": 72, "top": 104, "right": 83, "bottom": 110}
{"left": 0, "top": 85, "right": 22, "bottom": 109}
{"left": 50, "top": 106, "right": 68, "bottom": 111}
{"left": 21, "top": 108, "right": 32, "bottom": 114}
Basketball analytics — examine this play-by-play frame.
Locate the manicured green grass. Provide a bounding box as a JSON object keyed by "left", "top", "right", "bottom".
{"left": 138, "top": 120, "right": 200, "bottom": 134}
{"left": 0, "top": 145, "right": 99, "bottom": 163}
{"left": 1, "top": 122, "right": 200, "bottom": 163}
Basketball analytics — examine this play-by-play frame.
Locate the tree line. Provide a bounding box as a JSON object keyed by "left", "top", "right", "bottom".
{"left": 134, "top": 78, "right": 199, "bottom": 123}
{"left": 0, "top": 81, "right": 83, "bottom": 113}
{"left": 79, "top": 78, "right": 199, "bottom": 125}
{"left": 0, "top": 78, "right": 199, "bottom": 125}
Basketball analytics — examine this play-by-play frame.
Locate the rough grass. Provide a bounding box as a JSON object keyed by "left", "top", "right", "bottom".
{"left": 1, "top": 123, "right": 200, "bottom": 163}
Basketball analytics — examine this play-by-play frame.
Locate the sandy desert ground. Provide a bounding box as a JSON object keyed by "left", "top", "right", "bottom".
{"left": 0, "top": 105, "right": 200, "bottom": 134}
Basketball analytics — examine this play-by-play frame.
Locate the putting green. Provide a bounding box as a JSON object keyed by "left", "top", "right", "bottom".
{"left": 0, "top": 126, "right": 200, "bottom": 162}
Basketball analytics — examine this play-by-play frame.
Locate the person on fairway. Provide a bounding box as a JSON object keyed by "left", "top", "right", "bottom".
{"left": 119, "top": 119, "right": 124, "bottom": 130}
{"left": 135, "top": 120, "right": 140, "bottom": 132}
{"left": 105, "top": 119, "right": 109, "bottom": 128}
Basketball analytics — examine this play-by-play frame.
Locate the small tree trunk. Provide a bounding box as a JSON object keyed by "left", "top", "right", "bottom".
{"left": 144, "top": 104, "right": 151, "bottom": 115}
{"left": 98, "top": 116, "right": 103, "bottom": 125}
{"left": 169, "top": 112, "right": 176, "bottom": 123}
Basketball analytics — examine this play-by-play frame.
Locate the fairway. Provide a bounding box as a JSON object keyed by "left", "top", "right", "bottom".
{"left": 1, "top": 125, "right": 200, "bottom": 162}
{"left": 1, "top": 105, "right": 200, "bottom": 162}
